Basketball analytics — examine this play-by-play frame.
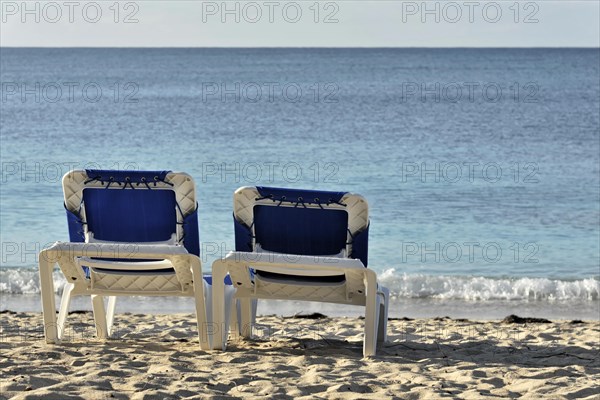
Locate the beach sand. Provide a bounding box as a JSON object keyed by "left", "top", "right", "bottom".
{"left": 1, "top": 312, "right": 598, "bottom": 399}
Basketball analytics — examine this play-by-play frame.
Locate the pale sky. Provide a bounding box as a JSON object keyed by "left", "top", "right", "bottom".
{"left": 1, "top": 1, "right": 599, "bottom": 47}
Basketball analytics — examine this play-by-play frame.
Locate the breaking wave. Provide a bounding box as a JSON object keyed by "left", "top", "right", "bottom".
{"left": 1, "top": 267, "right": 598, "bottom": 302}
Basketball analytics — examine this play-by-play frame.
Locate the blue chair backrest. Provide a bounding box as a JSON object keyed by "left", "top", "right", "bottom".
{"left": 254, "top": 205, "right": 348, "bottom": 256}
{"left": 83, "top": 187, "right": 176, "bottom": 243}
{"left": 65, "top": 169, "right": 200, "bottom": 256}
{"left": 234, "top": 186, "right": 369, "bottom": 266}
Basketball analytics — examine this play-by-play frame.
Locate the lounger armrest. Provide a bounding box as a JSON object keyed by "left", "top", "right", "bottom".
{"left": 40, "top": 241, "right": 199, "bottom": 288}
{"left": 220, "top": 251, "right": 366, "bottom": 274}
{"left": 42, "top": 241, "right": 191, "bottom": 260}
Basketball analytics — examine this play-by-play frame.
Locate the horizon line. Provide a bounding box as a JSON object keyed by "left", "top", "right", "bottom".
{"left": 1, "top": 46, "right": 599, "bottom": 49}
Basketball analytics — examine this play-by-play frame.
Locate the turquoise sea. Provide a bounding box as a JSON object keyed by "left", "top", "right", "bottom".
{"left": 1, "top": 48, "right": 598, "bottom": 318}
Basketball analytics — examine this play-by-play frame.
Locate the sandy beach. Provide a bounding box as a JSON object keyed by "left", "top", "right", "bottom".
{"left": 1, "top": 312, "right": 598, "bottom": 399}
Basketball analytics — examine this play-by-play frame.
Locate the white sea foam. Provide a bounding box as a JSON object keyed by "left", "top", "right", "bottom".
{"left": 1, "top": 267, "right": 598, "bottom": 302}
{"left": 378, "top": 269, "right": 599, "bottom": 301}
{"left": 0, "top": 268, "right": 66, "bottom": 295}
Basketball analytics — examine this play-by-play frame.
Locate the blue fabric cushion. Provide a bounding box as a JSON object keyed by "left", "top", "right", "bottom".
{"left": 255, "top": 270, "right": 345, "bottom": 283}
{"left": 66, "top": 207, "right": 85, "bottom": 242}
{"left": 351, "top": 223, "right": 369, "bottom": 267}
{"left": 182, "top": 208, "right": 200, "bottom": 256}
{"left": 253, "top": 205, "right": 348, "bottom": 256}
{"left": 234, "top": 214, "right": 253, "bottom": 252}
{"left": 82, "top": 188, "right": 177, "bottom": 242}
{"left": 81, "top": 187, "right": 178, "bottom": 274}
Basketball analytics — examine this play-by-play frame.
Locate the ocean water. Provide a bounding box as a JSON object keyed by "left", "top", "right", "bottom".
{"left": 1, "top": 48, "right": 599, "bottom": 319}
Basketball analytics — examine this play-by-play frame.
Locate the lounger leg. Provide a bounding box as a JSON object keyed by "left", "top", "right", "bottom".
{"left": 228, "top": 295, "right": 238, "bottom": 338}
{"left": 239, "top": 298, "right": 253, "bottom": 339}
{"left": 234, "top": 298, "right": 257, "bottom": 335}
{"left": 106, "top": 296, "right": 117, "bottom": 337}
{"left": 91, "top": 295, "right": 109, "bottom": 339}
{"left": 39, "top": 251, "right": 58, "bottom": 343}
{"left": 57, "top": 283, "right": 75, "bottom": 340}
{"left": 204, "top": 279, "right": 235, "bottom": 343}
{"left": 363, "top": 271, "right": 378, "bottom": 357}
{"left": 211, "top": 260, "right": 228, "bottom": 350}
{"left": 222, "top": 285, "right": 237, "bottom": 340}
{"left": 191, "top": 258, "right": 210, "bottom": 350}
{"left": 377, "top": 288, "right": 389, "bottom": 343}
{"left": 251, "top": 299, "right": 258, "bottom": 325}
